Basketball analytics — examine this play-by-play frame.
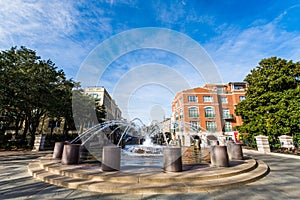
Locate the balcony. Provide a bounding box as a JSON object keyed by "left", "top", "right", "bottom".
{"left": 222, "top": 114, "right": 235, "bottom": 120}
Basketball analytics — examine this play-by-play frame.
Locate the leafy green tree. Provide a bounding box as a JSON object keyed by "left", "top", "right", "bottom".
{"left": 235, "top": 57, "right": 300, "bottom": 148}
{"left": 0, "top": 46, "right": 75, "bottom": 146}
{"left": 95, "top": 100, "right": 106, "bottom": 123}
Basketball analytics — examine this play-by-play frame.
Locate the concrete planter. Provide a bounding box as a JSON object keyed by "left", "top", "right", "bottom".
{"left": 101, "top": 146, "right": 121, "bottom": 171}
{"left": 61, "top": 144, "right": 81, "bottom": 165}
{"left": 227, "top": 143, "right": 243, "bottom": 160}
{"left": 255, "top": 135, "right": 270, "bottom": 153}
{"left": 52, "top": 142, "right": 65, "bottom": 159}
{"left": 210, "top": 145, "right": 229, "bottom": 167}
{"left": 163, "top": 147, "right": 182, "bottom": 172}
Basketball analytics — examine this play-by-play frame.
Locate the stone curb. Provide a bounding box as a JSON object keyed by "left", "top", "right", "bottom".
{"left": 28, "top": 156, "right": 270, "bottom": 194}
{"left": 243, "top": 149, "right": 300, "bottom": 160}
{"left": 38, "top": 157, "right": 258, "bottom": 183}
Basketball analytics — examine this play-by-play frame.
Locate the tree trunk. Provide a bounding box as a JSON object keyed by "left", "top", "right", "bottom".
{"left": 39, "top": 115, "right": 46, "bottom": 134}
{"left": 22, "top": 120, "right": 29, "bottom": 143}
{"left": 63, "top": 117, "right": 68, "bottom": 136}
{"left": 14, "top": 117, "right": 20, "bottom": 136}
{"left": 50, "top": 120, "right": 55, "bottom": 137}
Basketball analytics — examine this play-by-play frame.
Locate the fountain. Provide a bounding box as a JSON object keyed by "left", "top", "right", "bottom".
{"left": 124, "top": 135, "right": 163, "bottom": 155}
{"left": 27, "top": 119, "right": 270, "bottom": 194}
{"left": 58, "top": 118, "right": 182, "bottom": 171}
{"left": 56, "top": 119, "right": 247, "bottom": 172}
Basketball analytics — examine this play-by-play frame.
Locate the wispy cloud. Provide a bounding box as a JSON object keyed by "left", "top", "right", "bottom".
{"left": 0, "top": 0, "right": 76, "bottom": 47}
{"left": 1, "top": 1, "right": 299, "bottom": 124}
{"left": 205, "top": 7, "right": 300, "bottom": 82}
{"left": 0, "top": 0, "right": 115, "bottom": 78}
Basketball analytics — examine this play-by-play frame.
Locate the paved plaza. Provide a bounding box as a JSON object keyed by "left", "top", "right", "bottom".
{"left": 0, "top": 149, "right": 299, "bottom": 200}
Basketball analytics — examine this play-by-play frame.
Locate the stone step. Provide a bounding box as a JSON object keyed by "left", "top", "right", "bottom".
{"left": 28, "top": 163, "right": 97, "bottom": 190}
{"left": 88, "top": 160, "right": 269, "bottom": 194}
{"left": 37, "top": 156, "right": 258, "bottom": 184}
{"left": 28, "top": 158, "right": 269, "bottom": 194}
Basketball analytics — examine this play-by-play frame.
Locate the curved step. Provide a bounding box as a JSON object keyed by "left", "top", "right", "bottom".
{"left": 28, "top": 156, "right": 270, "bottom": 194}
{"left": 37, "top": 156, "right": 258, "bottom": 183}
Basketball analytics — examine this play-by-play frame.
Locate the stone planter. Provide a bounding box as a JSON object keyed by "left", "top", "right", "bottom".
{"left": 227, "top": 143, "right": 243, "bottom": 160}
{"left": 163, "top": 147, "right": 182, "bottom": 172}
{"left": 210, "top": 145, "right": 229, "bottom": 167}
{"left": 279, "top": 135, "right": 294, "bottom": 149}
{"left": 255, "top": 135, "right": 270, "bottom": 153}
{"left": 61, "top": 144, "right": 81, "bottom": 165}
{"left": 101, "top": 146, "right": 121, "bottom": 171}
{"left": 52, "top": 142, "right": 65, "bottom": 159}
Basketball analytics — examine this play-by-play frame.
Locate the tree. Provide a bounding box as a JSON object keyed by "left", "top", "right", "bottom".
{"left": 235, "top": 57, "right": 300, "bottom": 147}
{"left": 0, "top": 46, "right": 75, "bottom": 146}
{"left": 95, "top": 100, "right": 106, "bottom": 123}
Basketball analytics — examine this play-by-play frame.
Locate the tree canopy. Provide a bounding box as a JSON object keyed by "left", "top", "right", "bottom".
{"left": 0, "top": 46, "right": 75, "bottom": 145}
{"left": 235, "top": 57, "right": 300, "bottom": 147}
{"left": 0, "top": 46, "right": 108, "bottom": 147}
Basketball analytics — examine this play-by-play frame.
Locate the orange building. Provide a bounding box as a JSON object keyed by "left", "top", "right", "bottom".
{"left": 171, "top": 82, "right": 247, "bottom": 135}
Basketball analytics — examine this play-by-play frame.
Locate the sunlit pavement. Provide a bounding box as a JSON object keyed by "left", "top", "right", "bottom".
{"left": 0, "top": 149, "right": 299, "bottom": 200}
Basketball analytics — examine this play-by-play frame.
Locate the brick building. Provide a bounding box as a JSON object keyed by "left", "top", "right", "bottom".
{"left": 171, "top": 82, "right": 247, "bottom": 142}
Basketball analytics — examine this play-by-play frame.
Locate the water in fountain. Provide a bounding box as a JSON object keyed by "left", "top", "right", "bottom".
{"left": 71, "top": 118, "right": 168, "bottom": 168}
{"left": 122, "top": 133, "right": 164, "bottom": 168}
{"left": 124, "top": 135, "right": 163, "bottom": 156}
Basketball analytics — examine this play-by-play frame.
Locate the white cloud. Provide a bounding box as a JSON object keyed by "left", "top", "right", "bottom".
{"left": 0, "top": 0, "right": 77, "bottom": 48}
{"left": 205, "top": 9, "right": 300, "bottom": 83}
{"left": 0, "top": 1, "right": 116, "bottom": 79}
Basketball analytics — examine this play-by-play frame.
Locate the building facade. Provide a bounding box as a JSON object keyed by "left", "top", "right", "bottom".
{"left": 85, "top": 86, "right": 122, "bottom": 121}
{"left": 171, "top": 82, "right": 247, "bottom": 138}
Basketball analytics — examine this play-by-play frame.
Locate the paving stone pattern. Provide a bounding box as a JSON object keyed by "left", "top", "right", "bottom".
{"left": 0, "top": 150, "right": 299, "bottom": 199}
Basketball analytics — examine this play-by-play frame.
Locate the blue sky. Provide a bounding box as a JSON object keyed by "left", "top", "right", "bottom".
{"left": 1, "top": 0, "right": 300, "bottom": 124}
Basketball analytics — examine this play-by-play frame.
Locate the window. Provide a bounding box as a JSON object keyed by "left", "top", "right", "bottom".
{"left": 190, "top": 121, "right": 199, "bottom": 132}
{"left": 180, "top": 109, "right": 183, "bottom": 119}
{"left": 206, "top": 121, "right": 217, "bottom": 132}
{"left": 221, "top": 97, "right": 228, "bottom": 103}
{"left": 224, "top": 121, "right": 232, "bottom": 132}
{"left": 179, "top": 97, "right": 182, "bottom": 104}
{"left": 188, "top": 96, "right": 198, "bottom": 102}
{"left": 90, "top": 93, "right": 99, "bottom": 99}
{"left": 175, "top": 111, "right": 178, "bottom": 120}
{"left": 203, "top": 96, "right": 213, "bottom": 102}
{"left": 239, "top": 96, "right": 246, "bottom": 101}
{"left": 188, "top": 107, "right": 199, "bottom": 118}
{"left": 223, "top": 108, "right": 230, "bottom": 118}
{"left": 234, "top": 85, "right": 244, "bottom": 90}
{"left": 217, "top": 87, "right": 223, "bottom": 94}
{"left": 204, "top": 107, "right": 215, "bottom": 118}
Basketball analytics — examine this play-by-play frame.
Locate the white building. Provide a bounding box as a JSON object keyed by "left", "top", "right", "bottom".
{"left": 85, "top": 86, "right": 122, "bottom": 121}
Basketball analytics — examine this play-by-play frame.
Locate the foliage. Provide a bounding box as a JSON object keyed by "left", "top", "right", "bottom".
{"left": 235, "top": 57, "right": 300, "bottom": 148}
{"left": 0, "top": 46, "right": 75, "bottom": 146}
